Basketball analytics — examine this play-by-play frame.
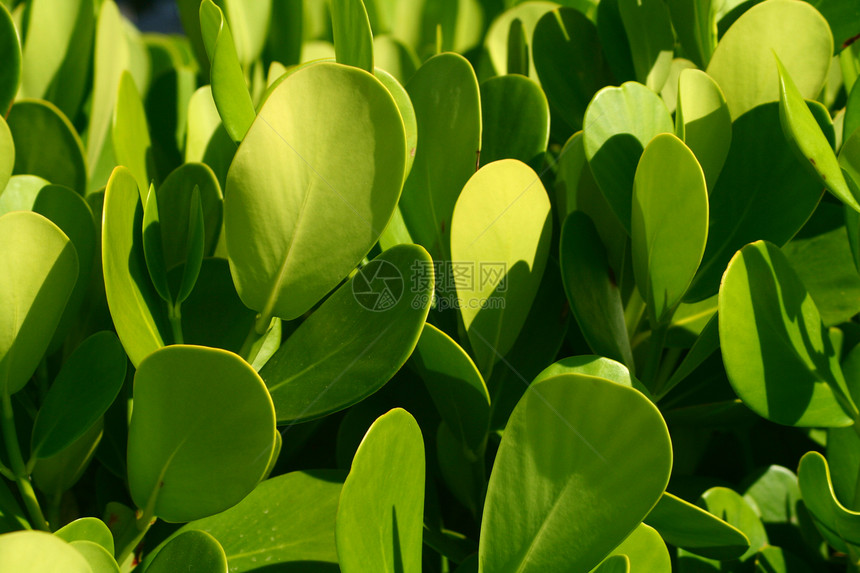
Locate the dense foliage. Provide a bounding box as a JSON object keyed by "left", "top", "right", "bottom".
{"left": 1, "top": 0, "right": 860, "bottom": 571}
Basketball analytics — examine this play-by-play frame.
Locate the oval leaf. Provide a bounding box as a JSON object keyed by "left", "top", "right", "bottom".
{"left": 0, "top": 531, "right": 91, "bottom": 572}
{"left": 146, "top": 530, "right": 227, "bottom": 573}
{"left": 332, "top": 0, "right": 374, "bottom": 72}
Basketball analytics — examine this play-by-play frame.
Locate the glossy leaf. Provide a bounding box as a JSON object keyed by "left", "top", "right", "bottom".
{"left": 412, "top": 323, "right": 490, "bottom": 456}
{"left": 706, "top": 0, "right": 832, "bottom": 119}
{"left": 743, "top": 465, "right": 803, "bottom": 525}
{"left": 484, "top": 2, "right": 557, "bottom": 81}
{"left": 719, "top": 240, "right": 857, "bottom": 427}
{"left": 31, "top": 332, "right": 125, "bottom": 459}
{"left": 632, "top": 133, "right": 709, "bottom": 325}
{"left": 602, "top": 523, "right": 671, "bottom": 571}
{"left": 372, "top": 67, "right": 417, "bottom": 181}
{"left": 400, "top": 52, "right": 481, "bottom": 261}
{"left": 337, "top": 409, "right": 425, "bottom": 573}
{"left": 695, "top": 487, "right": 768, "bottom": 562}
{"left": 665, "top": 0, "right": 716, "bottom": 69}
{"left": 479, "top": 374, "right": 672, "bottom": 573}
{"left": 146, "top": 530, "right": 227, "bottom": 573}
{"left": 798, "top": 451, "right": 860, "bottom": 548}
{"left": 102, "top": 167, "right": 169, "bottom": 366}
{"left": 70, "top": 540, "right": 120, "bottom": 573}
{"left": 675, "top": 69, "right": 732, "bottom": 192}
{"left": 583, "top": 82, "right": 674, "bottom": 232}
{"left": 225, "top": 62, "right": 406, "bottom": 324}
{"left": 646, "top": 492, "right": 750, "bottom": 560}
{"left": 332, "top": 0, "right": 374, "bottom": 72}
{"left": 532, "top": 8, "right": 615, "bottom": 132}
{"left": 617, "top": 0, "right": 674, "bottom": 92}
{"left": 533, "top": 355, "right": 649, "bottom": 397}
{"left": 0, "top": 211, "right": 78, "bottom": 396}
{"left": 560, "top": 212, "right": 635, "bottom": 370}
{"left": 259, "top": 244, "right": 433, "bottom": 423}
{"left": 127, "top": 345, "right": 276, "bottom": 522}
{"left": 0, "top": 175, "right": 49, "bottom": 214}
{"left": 479, "top": 75, "right": 549, "bottom": 169}
{"left": 0, "top": 1, "right": 19, "bottom": 114}
{"left": 112, "top": 71, "right": 152, "bottom": 197}
{"left": 0, "top": 531, "right": 91, "bottom": 572}
{"left": 55, "top": 518, "right": 114, "bottom": 555}
{"left": 450, "top": 159, "right": 552, "bottom": 377}
{"left": 200, "top": 0, "right": 255, "bottom": 144}
{"left": 7, "top": 99, "right": 87, "bottom": 193}
{"left": 0, "top": 115, "right": 11, "bottom": 194}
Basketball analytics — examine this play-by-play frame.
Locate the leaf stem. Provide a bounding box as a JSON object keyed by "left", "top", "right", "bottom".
{"left": 641, "top": 321, "right": 670, "bottom": 393}
{"left": 167, "top": 301, "right": 184, "bottom": 345}
{"left": 1, "top": 392, "right": 49, "bottom": 531}
{"left": 115, "top": 510, "right": 155, "bottom": 567}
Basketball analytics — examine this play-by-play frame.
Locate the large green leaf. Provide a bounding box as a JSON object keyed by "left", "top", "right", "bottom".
{"left": 479, "top": 75, "right": 549, "bottom": 169}
{"left": 706, "top": 0, "right": 832, "bottom": 119}
{"left": 128, "top": 345, "right": 276, "bottom": 522}
{"left": 145, "top": 530, "right": 227, "bottom": 573}
{"left": 479, "top": 374, "right": 672, "bottom": 572}
{"left": 102, "top": 167, "right": 169, "bottom": 366}
{"left": 0, "top": 211, "right": 78, "bottom": 396}
{"left": 532, "top": 7, "right": 615, "bottom": 133}
{"left": 337, "top": 408, "right": 425, "bottom": 573}
{"left": 559, "top": 211, "right": 634, "bottom": 370}
{"left": 798, "top": 451, "right": 860, "bottom": 549}
{"left": 583, "top": 82, "right": 674, "bottom": 233}
{"left": 675, "top": 69, "right": 731, "bottom": 192}
{"left": 778, "top": 57, "right": 860, "bottom": 212}
{"left": 686, "top": 103, "right": 825, "bottom": 301}
{"left": 200, "top": 0, "right": 255, "bottom": 144}
{"left": 719, "top": 240, "right": 857, "bottom": 427}
{"left": 7, "top": 99, "right": 87, "bottom": 194}
{"left": 632, "top": 133, "right": 709, "bottom": 325}
{"left": 665, "top": 0, "right": 716, "bottom": 69}
{"left": 0, "top": 1, "right": 19, "bottom": 114}
{"left": 450, "top": 159, "right": 552, "bottom": 377}
{"left": 412, "top": 323, "right": 490, "bottom": 457}
{"left": 112, "top": 71, "right": 152, "bottom": 197}
{"left": 646, "top": 492, "right": 750, "bottom": 560}
{"left": 259, "top": 244, "right": 433, "bottom": 423}
{"left": 399, "top": 52, "right": 481, "bottom": 262}
{"left": 617, "top": 0, "right": 674, "bottom": 92}
{"left": 225, "top": 61, "right": 406, "bottom": 325}
{"left": 332, "top": 0, "right": 374, "bottom": 72}
{"left": 30, "top": 332, "right": 125, "bottom": 459}
{"left": 0, "top": 531, "right": 92, "bottom": 572}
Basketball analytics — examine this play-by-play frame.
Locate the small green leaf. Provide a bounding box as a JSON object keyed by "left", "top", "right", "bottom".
{"left": 695, "top": 487, "right": 768, "bottom": 562}
{"left": 143, "top": 183, "right": 171, "bottom": 303}
{"left": 600, "top": 524, "right": 671, "bottom": 572}
{"left": 0, "top": 1, "right": 19, "bottom": 114}
{"left": 632, "top": 133, "right": 709, "bottom": 325}
{"left": 337, "top": 408, "right": 425, "bottom": 573}
{"left": 55, "top": 518, "right": 114, "bottom": 555}
{"left": 719, "top": 240, "right": 857, "bottom": 427}
{"left": 259, "top": 244, "right": 433, "bottom": 423}
{"left": 479, "top": 75, "right": 549, "bottom": 169}
{"left": 798, "top": 451, "right": 860, "bottom": 549}
{"left": 484, "top": 2, "right": 556, "bottom": 81}
{"left": 479, "top": 374, "right": 672, "bottom": 573}
{"left": 0, "top": 211, "right": 78, "bottom": 396}
{"left": 618, "top": 0, "right": 674, "bottom": 92}
{"left": 33, "top": 419, "right": 103, "bottom": 496}
{"left": 332, "top": 0, "right": 374, "bottom": 72}
{"left": 128, "top": 345, "right": 276, "bottom": 522}
{"left": 146, "top": 530, "right": 227, "bottom": 573}
{"left": 0, "top": 115, "right": 12, "bottom": 194}
{"left": 176, "top": 186, "right": 205, "bottom": 304}
{"left": 533, "top": 355, "right": 650, "bottom": 398}
{"left": 743, "top": 465, "right": 803, "bottom": 525}
{"left": 506, "top": 18, "right": 528, "bottom": 76}
{"left": 0, "top": 531, "right": 91, "bottom": 572}
{"left": 112, "top": 71, "right": 152, "bottom": 199}
{"left": 69, "top": 540, "right": 120, "bottom": 573}
{"left": 665, "top": 0, "right": 716, "bottom": 69}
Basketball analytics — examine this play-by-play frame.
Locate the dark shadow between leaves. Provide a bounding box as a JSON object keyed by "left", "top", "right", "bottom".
{"left": 587, "top": 132, "right": 644, "bottom": 230}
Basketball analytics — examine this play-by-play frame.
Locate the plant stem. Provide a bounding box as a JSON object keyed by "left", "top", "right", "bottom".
{"left": 641, "top": 321, "right": 669, "bottom": 393}
{"left": 47, "top": 493, "right": 62, "bottom": 532}
{"left": 1, "top": 392, "right": 49, "bottom": 531}
{"left": 167, "top": 301, "right": 184, "bottom": 345}
{"left": 115, "top": 510, "right": 155, "bottom": 567}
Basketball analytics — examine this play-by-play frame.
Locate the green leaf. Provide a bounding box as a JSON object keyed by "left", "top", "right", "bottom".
{"left": 596, "top": 0, "right": 636, "bottom": 84}
{"left": 617, "top": 0, "right": 674, "bottom": 92}
{"left": 479, "top": 374, "right": 672, "bottom": 572}
{"left": 777, "top": 56, "right": 860, "bottom": 212}
{"left": 632, "top": 133, "right": 709, "bottom": 325}
{"left": 337, "top": 408, "right": 425, "bottom": 573}
{"left": 158, "top": 470, "right": 342, "bottom": 571}
{"left": 695, "top": 487, "right": 768, "bottom": 562}
{"left": 0, "top": 1, "right": 19, "bottom": 114}
{"left": 7, "top": 99, "right": 87, "bottom": 194}
{"left": 659, "top": 313, "right": 719, "bottom": 398}
{"left": 33, "top": 419, "right": 103, "bottom": 496}
{"left": 484, "top": 2, "right": 557, "bottom": 81}
{"left": 145, "top": 530, "right": 227, "bottom": 573}
{"left": 102, "top": 167, "right": 169, "bottom": 366}
{"left": 0, "top": 175, "right": 49, "bottom": 214}
{"left": 112, "top": 71, "right": 152, "bottom": 198}
{"left": 225, "top": 61, "right": 406, "bottom": 325}
{"left": 412, "top": 323, "right": 490, "bottom": 456}
{"left": 70, "top": 540, "right": 120, "bottom": 573}
{"left": 845, "top": 81, "right": 860, "bottom": 143}
{"left": 30, "top": 332, "right": 125, "bottom": 459}
{"left": 600, "top": 523, "right": 671, "bottom": 572}
{"left": 479, "top": 75, "right": 549, "bottom": 169}
{"left": 259, "top": 244, "right": 433, "bottom": 423}
{"left": 400, "top": 52, "right": 481, "bottom": 262}
{"left": 560, "top": 211, "right": 635, "bottom": 370}
{"left": 128, "top": 345, "right": 276, "bottom": 522}
{"left": 646, "top": 492, "right": 750, "bottom": 560}
{"left": 805, "top": 0, "right": 860, "bottom": 54}
{"left": 686, "top": 103, "right": 825, "bottom": 301}
{"left": 665, "top": 0, "right": 717, "bottom": 68}
{"left": 0, "top": 211, "right": 78, "bottom": 396}
{"left": 719, "top": 240, "right": 857, "bottom": 427}
{"left": 143, "top": 184, "right": 171, "bottom": 303}
{"left": 675, "top": 69, "right": 732, "bottom": 192}
{"left": 199, "top": 0, "right": 256, "bottom": 144}
{"left": 450, "top": 159, "right": 552, "bottom": 377}
{"left": 373, "top": 35, "right": 419, "bottom": 85}
{"left": 754, "top": 545, "right": 815, "bottom": 573}
{"left": 532, "top": 8, "right": 615, "bottom": 133}
{"left": 706, "top": 0, "right": 833, "bottom": 119}
{"left": 743, "top": 465, "right": 803, "bottom": 524}
{"left": 0, "top": 115, "right": 11, "bottom": 194}
{"left": 332, "top": 0, "right": 374, "bottom": 72}
{"left": 591, "top": 556, "right": 630, "bottom": 573}
{"left": 175, "top": 186, "right": 205, "bottom": 305}
{"left": 798, "top": 451, "right": 860, "bottom": 548}
{"left": 372, "top": 67, "right": 417, "bottom": 181}
{"left": 506, "top": 17, "right": 528, "bottom": 76}
{"left": 55, "top": 518, "right": 114, "bottom": 555}
{"left": 583, "top": 81, "right": 674, "bottom": 233}
{"left": 533, "top": 355, "right": 650, "bottom": 398}
{"left": 0, "top": 531, "right": 92, "bottom": 572}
